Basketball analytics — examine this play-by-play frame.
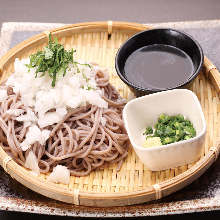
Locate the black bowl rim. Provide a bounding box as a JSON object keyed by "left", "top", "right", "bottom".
{"left": 115, "top": 28, "right": 204, "bottom": 93}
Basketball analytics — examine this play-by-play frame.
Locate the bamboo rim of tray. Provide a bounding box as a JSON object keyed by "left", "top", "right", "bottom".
{"left": 0, "top": 21, "right": 219, "bottom": 207}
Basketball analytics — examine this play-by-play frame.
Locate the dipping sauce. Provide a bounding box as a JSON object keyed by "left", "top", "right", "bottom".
{"left": 124, "top": 44, "right": 194, "bottom": 90}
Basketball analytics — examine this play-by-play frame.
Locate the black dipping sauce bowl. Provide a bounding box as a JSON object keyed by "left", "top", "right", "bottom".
{"left": 115, "top": 28, "right": 204, "bottom": 97}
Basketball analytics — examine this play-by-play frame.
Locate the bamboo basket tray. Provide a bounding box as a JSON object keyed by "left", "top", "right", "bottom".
{"left": 0, "top": 21, "right": 220, "bottom": 207}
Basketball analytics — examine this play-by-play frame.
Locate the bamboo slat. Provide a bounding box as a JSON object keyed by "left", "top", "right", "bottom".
{"left": 0, "top": 21, "right": 219, "bottom": 207}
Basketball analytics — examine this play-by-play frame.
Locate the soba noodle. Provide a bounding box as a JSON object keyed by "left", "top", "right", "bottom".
{"left": 0, "top": 69, "right": 129, "bottom": 176}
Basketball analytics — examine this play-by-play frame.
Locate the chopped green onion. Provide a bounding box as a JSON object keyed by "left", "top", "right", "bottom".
{"left": 143, "top": 114, "right": 196, "bottom": 145}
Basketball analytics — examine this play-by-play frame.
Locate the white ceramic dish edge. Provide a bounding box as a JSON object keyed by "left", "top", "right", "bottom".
{"left": 123, "top": 89, "right": 207, "bottom": 171}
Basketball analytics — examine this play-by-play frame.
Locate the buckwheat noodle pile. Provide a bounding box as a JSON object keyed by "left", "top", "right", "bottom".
{"left": 0, "top": 70, "right": 129, "bottom": 176}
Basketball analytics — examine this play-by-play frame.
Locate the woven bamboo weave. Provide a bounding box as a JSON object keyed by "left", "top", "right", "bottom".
{"left": 0, "top": 21, "right": 219, "bottom": 207}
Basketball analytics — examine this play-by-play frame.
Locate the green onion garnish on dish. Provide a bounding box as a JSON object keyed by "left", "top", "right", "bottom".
{"left": 143, "top": 113, "right": 196, "bottom": 147}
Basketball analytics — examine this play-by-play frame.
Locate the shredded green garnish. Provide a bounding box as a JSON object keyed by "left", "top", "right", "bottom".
{"left": 25, "top": 33, "right": 91, "bottom": 87}
{"left": 25, "top": 33, "right": 75, "bottom": 87}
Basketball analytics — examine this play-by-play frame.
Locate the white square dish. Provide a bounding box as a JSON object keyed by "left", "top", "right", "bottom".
{"left": 123, "top": 89, "right": 206, "bottom": 171}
